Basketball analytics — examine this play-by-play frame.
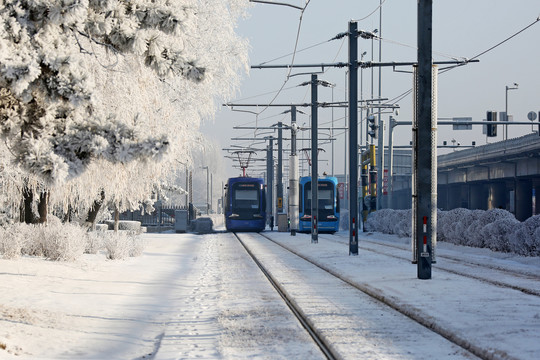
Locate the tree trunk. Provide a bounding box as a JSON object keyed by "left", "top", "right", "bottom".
{"left": 84, "top": 190, "right": 106, "bottom": 229}
{"left": 21, "top": 184, "right": 34, "bottom": 224}
{"left": 37, "top": 191, "right": 49, "bottom": 224}
{"left": 114, "top": 206, "right": 120, "bottom": 233}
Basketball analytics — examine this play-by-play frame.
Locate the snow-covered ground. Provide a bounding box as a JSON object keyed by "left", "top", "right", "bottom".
{"left": 1, "top": 228, "right": 539, "bottom": 359}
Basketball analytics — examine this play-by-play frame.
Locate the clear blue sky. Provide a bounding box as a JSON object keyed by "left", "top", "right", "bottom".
{"left": 202, "top": 0, "right": 540, "bottom": 178}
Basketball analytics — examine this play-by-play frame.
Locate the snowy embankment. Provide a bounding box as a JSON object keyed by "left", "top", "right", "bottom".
{"left": 365, "top": 208, "right": 540, "bottom": 256}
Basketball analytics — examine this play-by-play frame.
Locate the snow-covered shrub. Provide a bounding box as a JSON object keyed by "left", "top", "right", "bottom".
{"left": 95, "top": 224, "right": 108, "bottom": 231}
{"left": 395, "top": 209, "right": 413, "bottom": 238}
{"left": 511, "top": 215, "right": 540, "bottom": 256}
{"left": 438, "top": 208, "right": 483, "bottom": 245}
{"left": 118, "top": 221, "right": 142, "bottom": 233}
{"left": 465, "top": 209, "right": 516, "bottom": 248}
{"left": 129, "top": 235, "right": 146, "bottom": 257}
{"left": 365, "top": 209, "right": 412, "bottom": 237}
{"left": 37, "top": 222, "right": 87, "bottom": 261}
{"left": 103, "top": 220, "right": 142, "bottom": 233}
{"left": 103, "top": 232, "right": 131, "bottom": 260}
{"left": 102, "top": 231, "right": 146, "bottom": 260}
{"left": 483, "top": 217, "right": 520, "bottom": 252}
{"left": 365, "top": 209, "right": 393, "bottom": 233}
{"left": 85, "top": 231, "right": 104, "bottom": 254}
{"left": 339, "top": 209, "right": 349, "bottom": 231}
{"left": 2, "top": 223, "right": 36, "bottom": 259}
{"left": 361, "top": 207, "right": 540, "bottom": 256}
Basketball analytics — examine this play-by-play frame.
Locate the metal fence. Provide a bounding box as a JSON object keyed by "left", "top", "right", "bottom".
{"left": 120, "top": 204, "right": 189, "bottom": 226}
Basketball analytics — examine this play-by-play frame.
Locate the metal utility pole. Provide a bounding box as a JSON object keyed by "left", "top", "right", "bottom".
{"left": 376, "top": 116, "right": 384, "bottom": 210}
{"left": 277, "top": 122, "right": 284, "bottom": 215}
{"left": 266, "top": 138, "right": 274, "bottom": 230}
{"left": 289, "top": 107, "right": 299, "bottom": 236}
{"left": 388, "top": 116, "right": 396, "bottom": 209}
{"left": 414, "top": 0, "right": 435, "bottom": 280}
{"left": 311, "top": 74, "right": 319, "bottom": 243}
{"left": 348, "top": 21, "right": 359, "bottom": 255}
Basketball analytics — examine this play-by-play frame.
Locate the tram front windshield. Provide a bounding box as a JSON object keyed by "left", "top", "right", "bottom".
{"left": 233, "top": 187, "right": 260, "bottom": 211}
{"left": 304, "top": 186, "right": 334, "bottom": 214}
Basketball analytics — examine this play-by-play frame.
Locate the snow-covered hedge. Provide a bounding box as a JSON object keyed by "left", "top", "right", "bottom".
{"left": 0, "top": 222, "right": 146, "bottom": 261}
{"left": 104, "top": 220, "right": 142, "bottom": 233}
{"left": 365, "top": 208, "right": 540, "bottom": 256}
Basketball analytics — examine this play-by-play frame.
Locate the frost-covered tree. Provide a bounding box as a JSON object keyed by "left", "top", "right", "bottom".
{"left": 0, "top": 0, "right": 249, "bottom": 223}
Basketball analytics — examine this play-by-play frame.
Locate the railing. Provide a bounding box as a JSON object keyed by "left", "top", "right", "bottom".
{"left": 120, "top": 204, "right": 194, "bottom": 226}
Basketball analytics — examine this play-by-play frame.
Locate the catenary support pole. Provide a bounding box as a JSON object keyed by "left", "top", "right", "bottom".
{"left": 266, "top": 139, "right": 274, "bottom": 230}
{"left": 311, "top": 74, "right": 319, "bottom": 243}
{"left": 277, "top": 122, "right": 283, "bottom": 214}
{"left": 289, "top": 107, "right": 299, "bottom": 236}
{"left": 376, "top": 116, "right": 384, "bottom": 210}
{"left": 348, "top": 21, "right": 359, "bottom": 255}
{"left": 415, "top": 0, "right": 434, "bottom": 279}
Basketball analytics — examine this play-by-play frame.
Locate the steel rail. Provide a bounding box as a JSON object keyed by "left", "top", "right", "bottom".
{"left": 233, "top": 232, "right": 338, "bottom": 360}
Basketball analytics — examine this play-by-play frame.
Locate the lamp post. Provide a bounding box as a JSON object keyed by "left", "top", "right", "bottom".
{"left": 202, "top": 166, "right": 209, "bottom": 214}
{"left": 505, "top": 83, "right": 518, "bottom": 140}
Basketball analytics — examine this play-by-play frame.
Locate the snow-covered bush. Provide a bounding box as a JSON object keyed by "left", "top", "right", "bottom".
{"left": 365, "top": 209, "right": 412, "bottom": 237}
{"left": 129, "top": 236, "right": 147, "bottom": 258}
{"left": 395, "top": 209, "right": 412, "bottom": 238}
{"left": 103, "top": 232, "right": 131, "bottom": 260}
{"left": 104, "top": 220, "right": 142, "bottom": 233}
{"left": 103, "top": 231, "right": 145, "bottom": 260}
{"left": 465, "top": 209, "right": 516, "bottom": 248}
{"left": 365, "top": 209, "right": 394, "bottom": 233}
{"left": 118, "top": 221, "right": 142, "bottom": 233}
{"left": 95, "top": 224, "right": 108, "bottom": 232}
{"left": 365, "top": 208, "right": 539, "bottom": 256}
{"left": 511, "top": 215, "right": 540, "bottom": 256}
{"left": 437, "top": 208, "right": 482, "bottom": 245}
{"left": 339, "top": 209, "right": 349, "bottom": 231}
{"left": 1, "top": 223, "right": 36, "bottom": 259}
{"left": 483, "top": 217, "right": 520, "bottom": 252}
{"left": 1, "top": 221, "right": 147, "bottom": 261}
{"left": 85, "top": 231, "right": 104, "bottom": 255}
{"left": 37, "top": 222, "right": 87, "bottom": 261}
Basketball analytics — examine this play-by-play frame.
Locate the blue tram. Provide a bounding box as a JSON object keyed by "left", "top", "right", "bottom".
{"left": 298, "top": 176, "right": 340, "bottom": 233}
{"left": 224, "top": 177, "right": 266, "bottom": 232}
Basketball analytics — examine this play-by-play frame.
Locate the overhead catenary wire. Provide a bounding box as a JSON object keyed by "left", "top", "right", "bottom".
{"left": 383, "top": 16, "right": 540, "bottom": 107}
{"left": 352, "top": 0, "right": 387, "bottom": 22}
{"left": 250, "top": 0, "right": 312, "bottom": 149}
{"left": 439, "top": 15, "right": 540, "bottom": 73}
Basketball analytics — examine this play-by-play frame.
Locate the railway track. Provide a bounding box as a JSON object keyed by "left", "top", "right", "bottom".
{"left": 233, "top": 231, "right": 505, "bottom": 360}
{"left": 232, "top": 232, "right": 338, "bottom": 360}
{"left": 318, "top": 233, "right": 540, "bottom": 297}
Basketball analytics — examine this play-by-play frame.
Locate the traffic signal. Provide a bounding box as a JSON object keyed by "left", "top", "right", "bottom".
{"left": 486, "top": 111, "right": 497, "bottom": 137}
{"left": 368, "top": 115, "right": 378, "bottom": 139}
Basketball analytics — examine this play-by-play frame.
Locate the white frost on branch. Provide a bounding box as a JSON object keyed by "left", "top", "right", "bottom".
{"left": 0, "top": 0, "right": 250, "bottom": 216}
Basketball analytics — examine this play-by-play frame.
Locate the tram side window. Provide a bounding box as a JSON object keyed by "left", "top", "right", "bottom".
{"left": 234, "top": 189, "right": 259, "bottom": 210}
